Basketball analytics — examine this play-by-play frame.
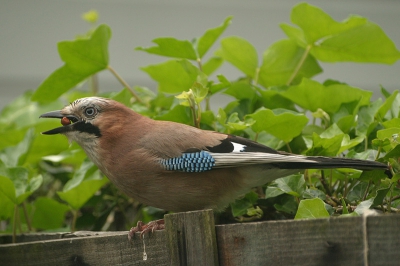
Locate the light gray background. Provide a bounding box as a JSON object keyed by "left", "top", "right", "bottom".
{"left": 1, "top": 0, "right": 399, "bottom": 110}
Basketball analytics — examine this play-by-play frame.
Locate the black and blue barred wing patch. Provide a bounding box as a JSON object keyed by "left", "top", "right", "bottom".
{"left": 160, "top": 151, "right": 216, "bottom": 172}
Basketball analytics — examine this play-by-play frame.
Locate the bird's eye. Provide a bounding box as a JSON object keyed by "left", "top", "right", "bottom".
{"left": 84, "top": 107, "right": 97, "bottom": 117}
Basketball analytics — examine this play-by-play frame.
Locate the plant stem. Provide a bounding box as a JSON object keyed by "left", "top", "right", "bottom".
{"left": 91, "top": 74, "right": 99, "bottom": 95}
{"left": 362, "top": 180, "right": 372, "bottom": 201}
{"left": 197, "top": 58, "right": 203, "bottom": 72}
{"left": 286, "top": 44, "right": 312, "bottom": 86}
{"left": 71, "top": 210, "right": 78, "bottom": 232}
{"left": 320, "top": 170, "right": 332, "bottom": 196}
{"left": 12, "top": 205, "right": 17, "bottom": 243}
{"left": 22, "top": 201, "right": 32, "bottom": 232}
{"left": 253, "top": 67, "right": 260, "bottom": 86}
{"left": 107, "top": 65, "right": 143, "bottom": 104}
{"left": 286, "top": 142, "right": 292, "bottom": 153}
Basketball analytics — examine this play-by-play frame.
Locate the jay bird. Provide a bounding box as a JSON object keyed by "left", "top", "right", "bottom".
{"left": 40, "top": 97, "right": 390, "bottom": 236}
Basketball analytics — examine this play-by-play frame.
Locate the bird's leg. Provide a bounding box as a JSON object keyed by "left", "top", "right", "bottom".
{"left": 128, "top": 219, "right": 165, "bottom": 241}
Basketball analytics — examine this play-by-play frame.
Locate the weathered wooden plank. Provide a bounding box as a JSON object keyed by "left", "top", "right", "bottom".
{"left": 165, "top": 209, "right": 219, "bottom": 266}
{"left": 368, "top": 214, "right": 400, "bottom": 266}
{"left": 2, "top": 212, "right": 400, "bottom": 265}
{"left": 0, "top": 230, "right": 168, "bottom": 266}
{"left": 216, "top": 216, "right": 366, "bottom": 266}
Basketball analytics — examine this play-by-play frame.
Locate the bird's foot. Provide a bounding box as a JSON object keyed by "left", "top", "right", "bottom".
{"left": 128, "top": 219, "right": 165, "bottom": 241}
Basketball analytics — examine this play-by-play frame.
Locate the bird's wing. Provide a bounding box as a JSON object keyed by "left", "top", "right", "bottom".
{"left": 156, "top": 134, "right": 388, "bottom": 173}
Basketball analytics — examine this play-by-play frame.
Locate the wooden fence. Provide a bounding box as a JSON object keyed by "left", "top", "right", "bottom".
{"left": 1, "top": 210, "right": 400, "bottom": 265}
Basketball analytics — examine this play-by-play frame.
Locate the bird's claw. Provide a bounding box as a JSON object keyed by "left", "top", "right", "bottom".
{"left": 128, "top": 219, "right": 165, "bottom": 242}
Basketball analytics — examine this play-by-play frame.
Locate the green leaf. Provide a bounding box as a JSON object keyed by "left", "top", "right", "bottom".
{"left": 230, "top": 191, "right": 258, "bottom": 217}
{"left": 202, "top": 57, "right": 224, "bottom": 76}
{"left": 307, "top": 132, "right": 343, "bottom": 156}
{"left": 295, "top": 198, "right": 330, "bottom": 219}
{"left": 197, "top": 16, "right": 232, "bottom": 58}
{"left": 248, "top": 108, "right": 308, "bottom": 143}
{"left": 225, "top": 113, "right": 253, "bottom": 133}
{"left": 289, "top": 3, "right": 400, "bottom": 63}
{"left": 58, "top": 163, "right": 108, "bottom": 210}
{"left": 32, "top": 24, "right": 111, "bottom": 102}
{"left": 215, "top": 36, "right": 258, "bottom": 77}
{"left": 383, "top": 118, "right": 400, "bottom": 129}
{"left": 209, "top": 74, "right": 230, "bottom": 94}
{"left": 0, "top": 129, "right": 35, "bottom": 167}
{"left": 356, "top": 100, "right": 382, "bottom": 137}
{"left": 354, "top": 198, "right": 374, "bottom": 215}
{"left": 176, "top": 81, "right": 209, "bottom": 106}
{"left": 274, "top": 174, "right": 305, "bottom": 198}
{"left": 258, "top": 39, "right": 322, "bottom": 87}
{"left": 136, "top": 37, "right": 197, "bottom": 60}
{"left": 282, "top": 78, "right": 372, "bottom": 113}
{"left": 303, "top": 188, "right": 326, "bottom": 200}
{"left": 273, "top": 194, "right": 298, "bottom": 215}
{"left": 265, "top": 186, "right": 285, "bottom": 199}
{"left": 141, "top": 59, "right": 201, "bottom": 93}
{"left": 32, "top": 197, "right": 70, "bottom": 230}
{"left": 258, "top": 87, "right": 296, "bottom": 110}
{"left": 0, "top": 175, "right": 16, "bottom": 219}
{"left": 0, "top": 91, "right": 64, "bottom": 129}
{"left": 63, "top": 161, "right": 98, "bottom": 191}
{"left": 347, "top": 182, "right": 368, "bottom": 202}
{"left": 224, "top": 82, "right": 256, "bottom": 100}
{"left": 372, "top": 187, "right": 391, "bottom": 207}
{"left": 0, "top": 175, "right": 17, "bottom": 204}
{"left": 154, "top": 105, "right": 192, "bottom": 125}
{"left": 280, "top": 23, "right": 307, "bottom": 47}
{"left": 58, "top": 177, "right": 108, "bottom": 210}
{"left": 359, "top": 170, "right": 389, "bottom": 183}
{"left": 377, "top": 90, "right": 399, "bottom": 120}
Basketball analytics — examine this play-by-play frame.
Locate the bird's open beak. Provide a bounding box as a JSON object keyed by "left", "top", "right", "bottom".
{"left": 40, "top": 110, "right": 79, "bottom": 135}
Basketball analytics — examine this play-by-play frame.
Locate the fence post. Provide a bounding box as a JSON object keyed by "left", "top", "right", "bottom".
{"left": 165, "top": 209, "right": 219, "bottom": 266}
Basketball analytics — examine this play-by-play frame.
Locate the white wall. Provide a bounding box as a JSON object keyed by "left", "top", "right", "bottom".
{"left": 1, "top": 0, "right": 399, "bottom": 110}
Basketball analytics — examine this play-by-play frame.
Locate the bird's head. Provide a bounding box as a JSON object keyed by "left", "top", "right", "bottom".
{"left": 40, "top": 97, "right": 114, "bottom": 138}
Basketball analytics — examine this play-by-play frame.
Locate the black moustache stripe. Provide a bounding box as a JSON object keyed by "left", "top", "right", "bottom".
{"left": 73, "top": 122, "right": 102, "bottom": 138}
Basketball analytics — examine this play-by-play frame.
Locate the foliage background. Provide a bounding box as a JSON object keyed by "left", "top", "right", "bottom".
{"left": 1, "top": 2, "right": 400, "bottom": 240}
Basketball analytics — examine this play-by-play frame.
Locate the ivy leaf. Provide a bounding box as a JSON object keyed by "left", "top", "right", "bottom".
{"left": 303, "top": 188, "right": 326, "bottom": 200}
{"left": 347, "top": 182, "right": 370, "bottom": 203}
{"left": 377, "top": 90, "right": 399, "bottom": 120}
{"left": 372, "top": 187, "right": 391, "bottom": 207}
{"left": 32, "top": 197, "right": 70, "bottom": 230}
{"left": 215, "top": 36, "right": 258, "bottom": 77}
{"left": 288, "top": 3, "right": 400, "bottom": 63}
{"left": 141, "top": 59, "right": 201, "bottom": 93}
{"left": 282, "top": 78, "right": 372, "bottom": 113}
{"left": 356, "top": 100, "right": 382, "bottom": 137}
{"left": 0, "top": 175, "right": 17, "bottom": 204}
{"left": 248, "top": 108, "right": 308, "bottom": 143}
{"left": 136, "top": 37, "right": 197, "bottom": 60}
{"left": 154, "top": 105, "right": 192, "bottom": 125}
{"left": 307, "top": 132, "right": 343, "bottom": 156}
{"left": 295, "top": 198, "right": 330, "bottom": 219}
{"left": 57, "top": 161, "right": 108, "bottom": 210}
{"left": 0, "top": 175, "right": 16, "bottom": 219}
{"left": 32, "top": 24, "right": 111, "bottom": 102}
{"left": 354, "top": 198, "right": 374, "bottom": 215}
{"left": 197, "top": 16, "right": 232, "bottom": 58}
{"left": 258, "top": 39, "right": 322, "bottom": 87}
{"left": 0, "top": 129, "right": 35, "bottom": 167}
{"left": 202, "top": 56, "right": 224, "bottom": 76}
{"left": 230, "top": 191, "right": 258, "bottom": 217}
{"left": 273, "top": 174, "right": 305, "bottom": 198}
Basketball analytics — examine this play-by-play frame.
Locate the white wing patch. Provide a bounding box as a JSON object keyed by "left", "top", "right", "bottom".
{"left": 231, "top": 142, "right": 246, "bottom": 152}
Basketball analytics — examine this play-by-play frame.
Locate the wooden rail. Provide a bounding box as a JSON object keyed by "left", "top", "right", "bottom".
{"left": 1, "top": 210, "right": 400, "bottom": 265}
